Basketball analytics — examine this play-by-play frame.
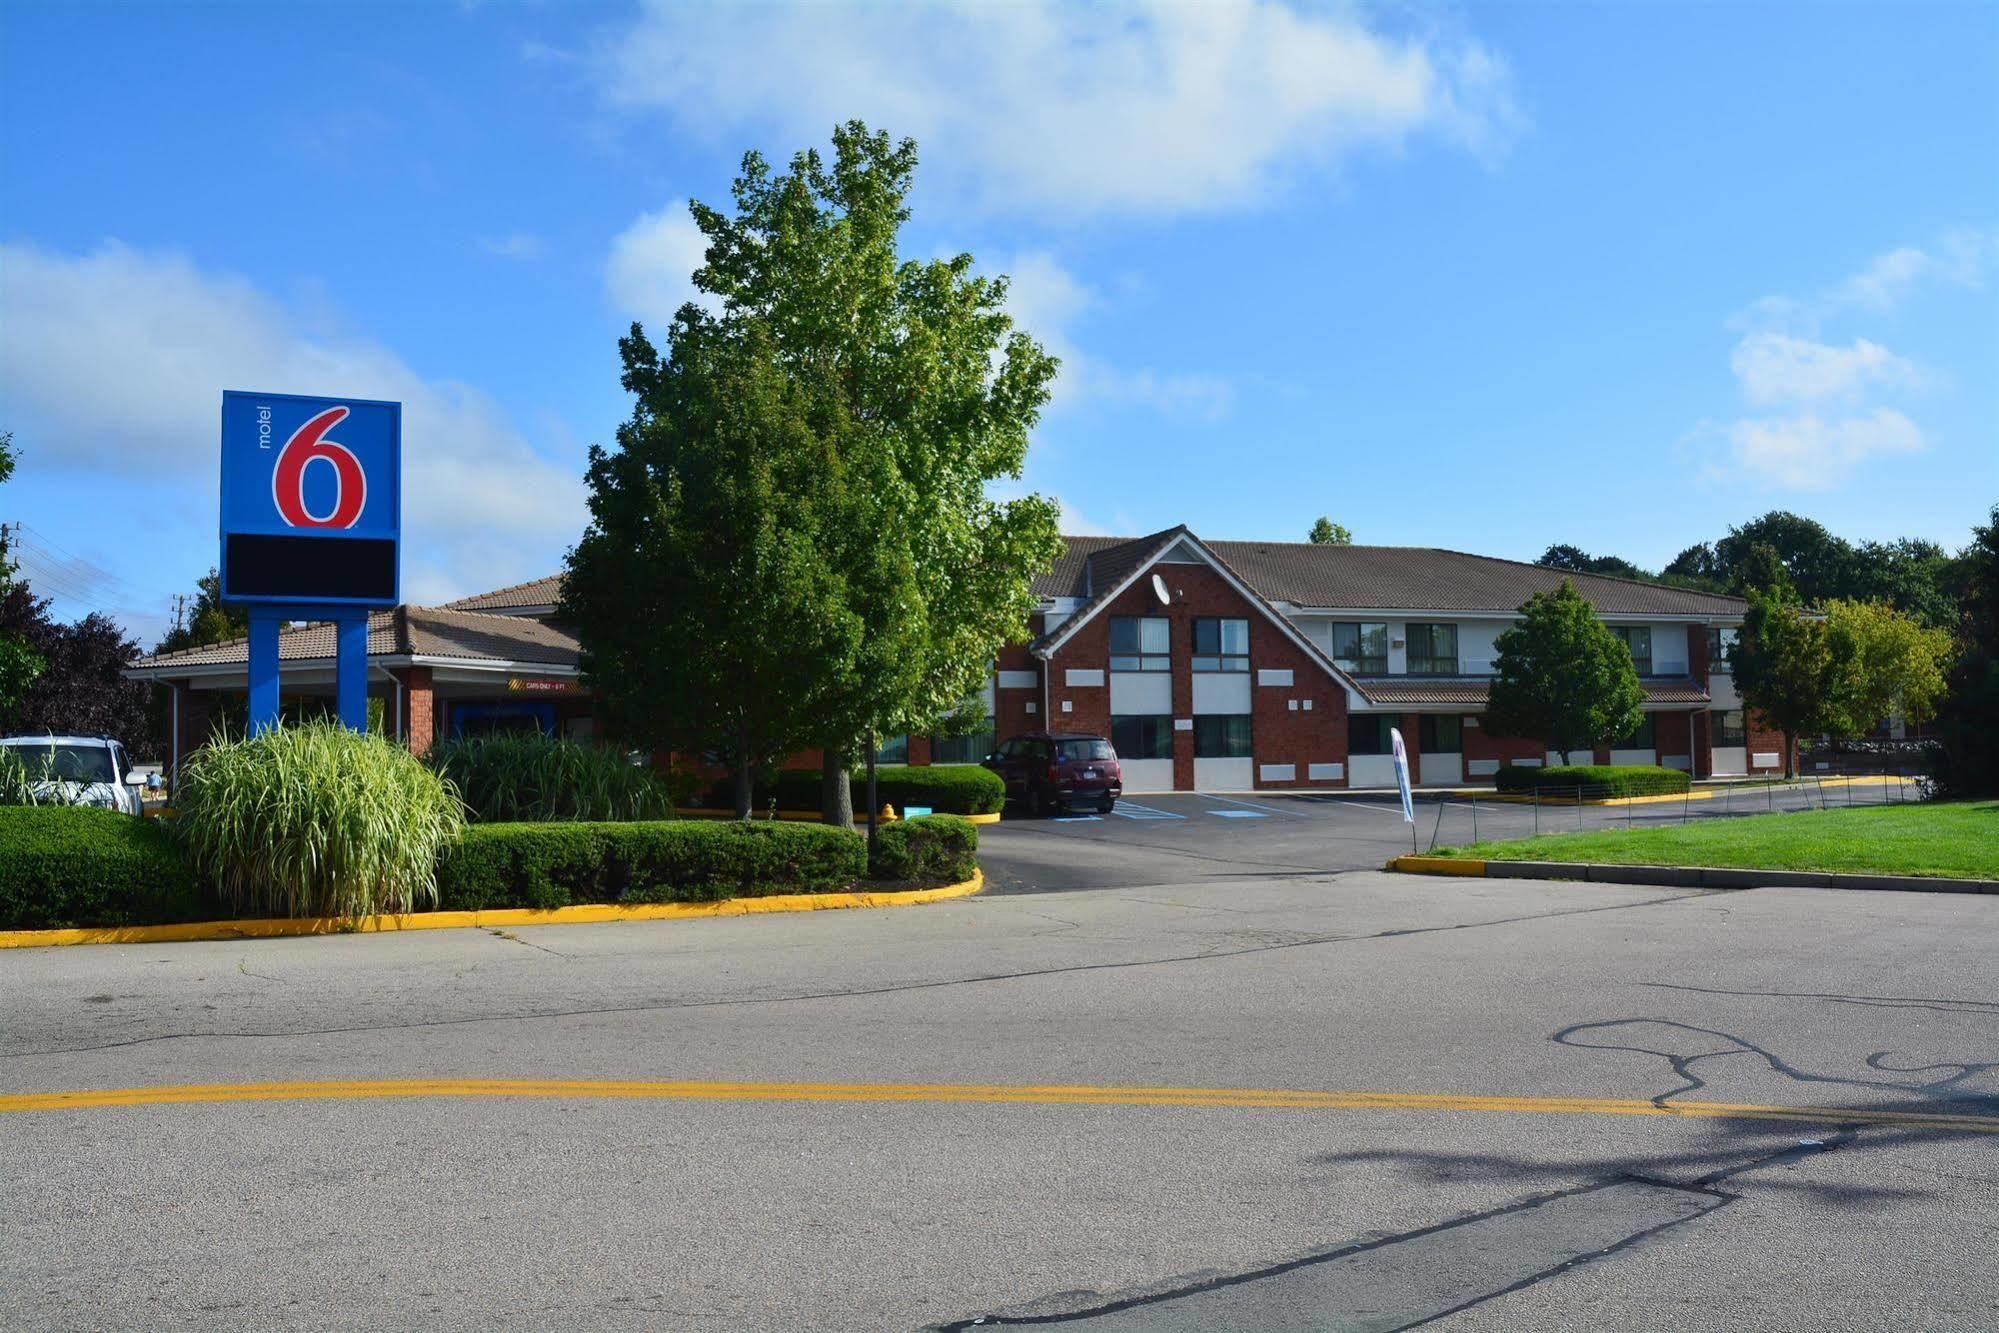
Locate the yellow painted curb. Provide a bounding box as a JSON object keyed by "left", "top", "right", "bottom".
{"left": 4, "top": 1077, "right": 1993, "bottom": 1134}
{"left": 1386, "top": 855, "right": 1487, "bottom": 876}
{"left": 0, "top": 870, "right": 984, "bottom": 950}
{"left": 678, "top": 808, "right": 1001, "bottom": 825}
{"left": 1485, "top": 790, "right": 1713, "bottom": 807}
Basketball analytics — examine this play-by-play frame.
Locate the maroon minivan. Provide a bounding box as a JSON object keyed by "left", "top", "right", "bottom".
{"left": 983, "top": 732, "right": 1122, "bottom": 816}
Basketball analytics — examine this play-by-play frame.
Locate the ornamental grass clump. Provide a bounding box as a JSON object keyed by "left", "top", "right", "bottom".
{"left": 427, "top": 733, "right": 675, "bottom": 823}
{"left": 175, "top": 719, "right": 466, "bottom": 919}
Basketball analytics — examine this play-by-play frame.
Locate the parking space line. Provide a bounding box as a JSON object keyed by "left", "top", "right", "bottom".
{"left": 1207, "top": 810, "right": 1268, "bottom": 819}
{"left": 1052, "top": 815, "right": 1102, "bottom": 823}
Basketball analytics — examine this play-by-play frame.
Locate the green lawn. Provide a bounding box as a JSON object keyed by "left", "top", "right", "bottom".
{"left": 1434, "top": 800, "right": 1999, "bottom": 880}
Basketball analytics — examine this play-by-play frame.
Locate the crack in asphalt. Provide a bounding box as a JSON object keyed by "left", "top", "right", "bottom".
{"left": 2, "top": 891, "right": 1710, "bottom": 1060}
{"left": 1638, "top": 982, "right": 1999, "bottom": 1014}
{"left": 1552, "top": 1018, "right": 1999, "bottom": 1111}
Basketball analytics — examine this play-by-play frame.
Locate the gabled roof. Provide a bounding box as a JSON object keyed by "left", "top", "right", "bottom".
{"left": 1031, "top": 526, "right": 1366, "bottom": 697}
{"left": 444, "top": 574, "right": 563, "bottom": 614}
{"left": 128, "top": 606, "right": 579, "bottom": 675}
{"left": 1035, "top": 536, "right": 1744, "bottom": 617}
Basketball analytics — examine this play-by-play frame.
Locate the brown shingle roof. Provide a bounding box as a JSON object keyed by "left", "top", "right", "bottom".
{"left": 444, "top": 575, "right": 563, "bottom": 612}
{"left": 129, "top": 606, "right": 579, "bottom": 674}
{"left": 1357, "top": 677, "right": 1712, "bottom": 708}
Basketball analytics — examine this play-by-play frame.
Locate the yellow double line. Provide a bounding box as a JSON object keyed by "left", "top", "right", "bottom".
{"left": 3, "top": 1079, "right": 1994, "bottom": 1132}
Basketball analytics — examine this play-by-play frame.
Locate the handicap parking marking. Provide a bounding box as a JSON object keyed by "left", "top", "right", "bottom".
{"left": 1198, "top": 793, "right": 1303, "bottom": 817}
{"left": 1051, "top": 815, "right": 1102, "bottom": 823}
{"left": 1206, "top": 809, "right": 1268, "bottom": 819}
{"left": 1109, "top": 800, "right": 1187, "bottom": 820}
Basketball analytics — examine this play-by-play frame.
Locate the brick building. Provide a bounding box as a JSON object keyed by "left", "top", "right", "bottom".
{"left": 127, "top": 527, "right": 1788, "bottom": 789}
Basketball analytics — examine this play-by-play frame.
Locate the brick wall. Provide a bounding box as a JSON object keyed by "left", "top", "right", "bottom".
{"left": 1043, "top": 564, "right": 1348, "bottom": 789}
{"left": 397, "top": 667, "right": 435, "bottom": 756}
{"left": 1461, "top": 716, "right": 1543, "bottom": 781}
{"left": 1746, "top": 710, "right": 1794, "bottom": 774}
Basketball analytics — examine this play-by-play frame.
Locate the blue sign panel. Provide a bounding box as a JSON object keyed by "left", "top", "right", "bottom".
{"left": 219, "top": 390, "right": 401, "bottom": 607}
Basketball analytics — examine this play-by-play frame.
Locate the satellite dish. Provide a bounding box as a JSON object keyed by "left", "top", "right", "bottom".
{"left": 1151, "top": 573, "right": 1171, "bottom": 605}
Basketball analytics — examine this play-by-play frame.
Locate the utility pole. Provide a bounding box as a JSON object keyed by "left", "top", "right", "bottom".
{"left": 170, "top": 593, "right": 191, "bottom": 637}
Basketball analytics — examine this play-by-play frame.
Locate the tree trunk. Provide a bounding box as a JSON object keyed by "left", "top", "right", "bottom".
{"left": 1783, "top": 730, "right": 1797, "bottom": 781}
{"left": 821, "top": 750, "right": 853, "bottom": 830}
{"left": 733, "top": 724, "right": 752, "bottom": 820}
{"left": 865, "top": 734, "right": 880, "bottom": 862}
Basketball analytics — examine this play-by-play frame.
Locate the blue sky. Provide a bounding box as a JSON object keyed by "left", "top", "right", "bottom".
{"left": 3, "top": 0, "right": 1994, "bottom": 645}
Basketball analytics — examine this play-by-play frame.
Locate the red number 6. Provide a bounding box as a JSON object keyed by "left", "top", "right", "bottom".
{"left": 272, "top": 406, "right": 367, "bottom": 528}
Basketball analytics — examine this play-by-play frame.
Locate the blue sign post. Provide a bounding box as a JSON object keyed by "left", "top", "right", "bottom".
{"left": 219, "top": 391, "right": 401, "bottom": 735}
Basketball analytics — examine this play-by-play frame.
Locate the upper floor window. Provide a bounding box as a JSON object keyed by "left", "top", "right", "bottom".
{"left": 1612, "top": 626, "right": 1653, "bottom": 676}
{"left": 1109, "top": 616, "right": 1171, "bottom": 672}
{"left": 1192, "top": 618, "right": 1249, "bottom": 672}
{"left": 1706, "top": 627, "right": 1732, "bottom": 674}
{"left": 1331, "top": 621, "right": 1388, "bottom": 674}
{"left": 1405, "top": 623, "right": 1459, "bottom": 675}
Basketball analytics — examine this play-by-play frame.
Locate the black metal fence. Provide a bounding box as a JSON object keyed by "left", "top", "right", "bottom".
{"left": 1421, "top": 767, "right": 1928, "bottom": 853}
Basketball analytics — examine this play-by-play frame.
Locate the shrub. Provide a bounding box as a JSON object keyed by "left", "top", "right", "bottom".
{"left": 428, "top": 734, "right": 674, "bottom": 823}
{"left": 435, "top": 820, "right": 868, "bottom": 911}
{"left": 174, "top": 720, "right": 466, "bottom": 919}
{"left": 1495, "top": 764, "right": 1691, "bottom": 797}
{"left": 713, "top": 764, "right": 1005, "bottom": 816}
{"left": 869, "top": 814, "right": 979, "bottom": 883}
{"left": 0, "top": 806, "right": 208, "bottom": 930}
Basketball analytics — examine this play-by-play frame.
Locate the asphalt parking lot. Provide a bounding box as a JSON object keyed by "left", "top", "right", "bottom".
{"left": 974, "top": 782, "right": 1887, "bottom": 894}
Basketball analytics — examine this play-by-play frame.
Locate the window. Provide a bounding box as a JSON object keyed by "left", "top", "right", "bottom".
{"left": 931, "top": 717, "right": 996, "bottom": 764}
{"left": 1711, "top": 710, "right": 1746, "bottom": 746}
{"left": 1193, "top": 714, "right": 1251, "bottom": 757}
{"left": 1612, "top": 626, "right": 1653, "bottom": 676}
{"left": 1331, "top": 622, "right": 1388, "bottom": 674}
{"left": 5, "top": 743, "right": 115, "bottom": 783}
{"left": 1109, "top": 616, "right": 1171, "bottom": 672}
{"left": 874, "top": 733, "right": 909, "bottom": 765}
{"left": 1706, "top": 627, "right": 1733, "bottom": 674}
{"left": 1348, "top": 714, "right": 1396, "bottom": 755}
{"left": 1418, "top": 715, "right": 1461, "bottom": 753}
{"left": 1405, "top": 623, "right": 1458, "bottom": 675}
{"left": 1111, "top": 715, "right": 1174, "bottom": 760}
{"left": 1057, "top": 738, "right": 1116, "bottom": 762}
{"left": 1191, "top": 617, "right": 1249, "bottom": 672}
{"left": 1613, "top": 716, "right": 1656, "bottom": 750}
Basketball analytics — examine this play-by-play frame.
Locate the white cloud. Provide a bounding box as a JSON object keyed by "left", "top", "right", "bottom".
{"left": 1728, "top": 332, "right": 1921, "bottom": 406}
{"left": 1734, "top": 224, "right": 1998, "bottom": 333}
{"left": 589, "top": 0, "right": 1521, "bottom": 218}
{"left": 0, "top": 241, "right": 586, "bottom": 600}
{"left": 604, "top": 205, "right": 711, "bottom": 327}
{"left": 1723, "top": 409, "right": 1923, "bottom": 490}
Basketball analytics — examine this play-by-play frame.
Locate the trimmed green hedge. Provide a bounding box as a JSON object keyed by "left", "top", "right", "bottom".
{"left": 0, "top": 807, "right": 209, "bottom": 930}
{"left": 427, "top": 734, "right": 675, "bottom": 823}
{"left": 1495, "top": 764, "right": 1691, "bottom": 797}
{"left": 435, "top": 820, "right": 869, "bottom": 911}
{"left": 869, "top": 814, "right": 979, "bottom": 883}
{"left": 711, "top": 764, "right": 1006, "bottom": 816}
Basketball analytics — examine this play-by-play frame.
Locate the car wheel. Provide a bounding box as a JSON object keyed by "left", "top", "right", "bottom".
{"left": 1026, "top": 787, "right": 1044, "bottom": 818}
{"left": 1098, "top": 796, "right": 1116, "bottom": 815}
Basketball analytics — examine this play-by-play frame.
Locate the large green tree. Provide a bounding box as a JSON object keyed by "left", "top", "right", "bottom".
{"left": 1308, "top": 517, "right": 1352, "bottom": 545}
{"left": 1934, "top": 504, "right": 1999, "bottom": 796}
{"left": 1728, "top": 587, "right": 1844, "bottom": 779}
{"left": 0, "top": 431, "right": 44, "bottom": 726}
{"left": 1821, "top": 599, "right": 1952, "bottom": 738}
{"left": 563, "top": 124, "right": 1062, "bottom": 823}
{"left": 1486, "top": 580, "right": 1646, "bottom": 765}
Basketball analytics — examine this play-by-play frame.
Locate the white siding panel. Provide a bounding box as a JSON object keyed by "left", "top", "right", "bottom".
{"left": 1752, "top": 751, "right": 1781, "bottom": 769}
{"left": 1256, "top": 668, "right": 1294, "bottom": 687}
{"left": 1193, "top": 757, "right": 1253, "bottom": 790}
{"left": 997, "top": 670, "right": 1038, "bottom": 690}
{"left": 1348, "top": 754, "right": 1397, "bottom": 788}
{"left": 1110, "top": 671, "right": 1173, "bottom": 714}
{"left": 1259, "top": 763, "right": 1295, "bottom": 783}
{"left": 1307, "top": 762, "right": 1345, "bottom": 782}
{"left": 1118, "top": 759, "right": 1174, "bottom": 794}
{"left": 1711, "top": 746, "right": 1747, "bottom": 777}
{"left": 1422, "top": 752, "right": 1464, "bottom": 786}
{"left": 1661, "top": 754, "right": 1692, "bottom": 770}
{"left": 1064, "top": 668, "right": 1105, "bottom": 688}
{"left": 1192, "top": 673, "right": 1252, "bottom": 713}
{"left": 1610, "top": 748, "right": 1657, "bottom": 767}
{"left": 1456, "top": 622, "right": 1504, "bottom": 676}
{"left": 1651, "top": 623, "right": 1689, "bottom": 676}
{"left": 1466, "top": 758, "right": 1500, "bottom": 777}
